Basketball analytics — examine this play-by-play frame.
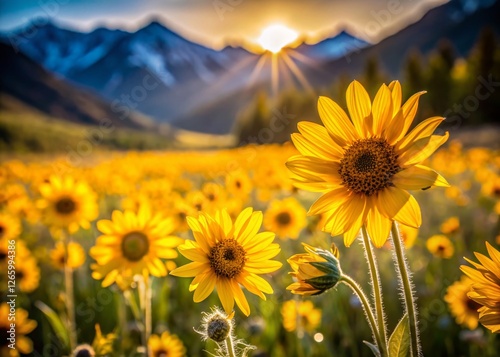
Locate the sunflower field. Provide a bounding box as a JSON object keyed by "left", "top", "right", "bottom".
{"left": 1, "top": 81, "right": 500, "bottom": 357}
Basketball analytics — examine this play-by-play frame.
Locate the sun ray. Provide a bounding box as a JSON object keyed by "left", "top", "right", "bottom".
{"left": 281, "top": 51, "right": 314, "bottom": 93}
{"left": 271, "top": 53, "right": 279, "bottom": 96}
{"left": 247, "top": 54, "right": 268, "bottom": 89}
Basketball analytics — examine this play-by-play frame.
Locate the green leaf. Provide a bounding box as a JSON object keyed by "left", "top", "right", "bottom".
{"left": 35, "top": 300, "right": 70, "bottom": 349}
{"left": 363, "top": 340, "right": 381, "bottom": 357}
{"left": 389, "top": 314, "right": 410, "bottom": 357}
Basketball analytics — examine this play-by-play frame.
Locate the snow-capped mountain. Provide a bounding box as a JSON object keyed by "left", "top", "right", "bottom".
{"left": 2, "top": 19, "right": 365, "bottom": 128}
{"left": 294, "top": 31, "right": 369, "bottom": 60}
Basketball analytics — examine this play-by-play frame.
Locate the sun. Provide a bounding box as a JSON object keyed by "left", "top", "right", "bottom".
{"left": 257, "top": 24, "right": 298, "bottom": 53}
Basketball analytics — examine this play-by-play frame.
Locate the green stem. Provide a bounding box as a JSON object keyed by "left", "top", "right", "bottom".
{"left": 63, "top": 231, "right": 77, "bottom": 352}
{"left": 361, "top": 226, "right": 388, "bottom": 356}
{"left": 225, "top": 334, "right": 237, "bottom": 357}
{"left": 340, "top": 275, "right": 384, "bottom": 356}
{"left": 391, "top": 222, "right": 421, "bottom": 357}
{"left": 138, "top": 276, "right": 152, "bottom": 355}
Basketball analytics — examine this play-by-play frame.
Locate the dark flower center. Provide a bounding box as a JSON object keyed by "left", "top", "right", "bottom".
{"left": 0, "top": 225, "right": 5, "bottom": 237}
{"left": 209, "top": 239, "right": 246, "bottom": 279}
{"left": 55, "top": 197, "right": 77, "bottom": 215}
{"left": 154, "top": 349, "right": 169, "bottom": 357}
{"left": 465, "top": 298, "right": 481, "bottom": 313}
{"left": 276, "top": 212, "right": 292, "bottom": 226}
{"left": 339, "top": 138, "right": 400, "bottom": 196}
{"left": 121, "top": 231, "right": 150, "bottom": 262}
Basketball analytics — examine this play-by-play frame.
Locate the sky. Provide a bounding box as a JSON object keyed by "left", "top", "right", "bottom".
{"left": 0, "top": 0, "right": 449, "bottom": 49}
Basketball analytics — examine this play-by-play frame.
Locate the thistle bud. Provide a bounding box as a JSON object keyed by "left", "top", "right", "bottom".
{"left": 72, "top": 344, "right": 95, "bottom": 357}
{"left": 199, "top": 308, "right": 234, "bottom": 343}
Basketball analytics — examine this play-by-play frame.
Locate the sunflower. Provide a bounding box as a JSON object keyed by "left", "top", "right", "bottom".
{"left": 426, "top": 234, "right": 454, "bottom": 259}
{"left": 444, "top": 276, "right": 480, "bottom": 330}
{"left": 148, "top": 331, "right": 186, "bottom": 357}
{"left": 92, "top": 324, "right": 116, "bottom": 356}
{"left": 0, "top": 213, "right": 21, "bottom": 241}
{"left": 286, "top": 80, "right": 449, "bottom": 247}
{"left": 37, "top": 176, "right": 98, "bottom": 233}
{"left": 90, "top": 205, "right": 183, "bottom": 287}
{"left": 461, "top": 242, "right": 500, "bottom": 333}
{"left": 263, "top": 197, "right": 306, "bottom": 240}
{"left": 226, "top": 170, "right": 253, "bottom": 202}
{"left": 440, "top": 217, "right": 460, "bottom": 235}
{"left": 399, "top": 224, "right": 419, "bottom": 249}
{"left": 15, "top": 255, "right": 41, "bottom": 293}
{"left": 170, "top": 208, "right": 282, "bottom": 316}
{"left": 0, "top": 303, "right": 37, "bottom": 357}
{"left": 281, "top": 300, "right": 322, "bottom": 333}
{"left": 50, "top": 241, "right": 86, "bottom": 270}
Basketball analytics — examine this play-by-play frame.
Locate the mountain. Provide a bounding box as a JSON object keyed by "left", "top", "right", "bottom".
{"left": 294, "top": 31, "right": 369, "bottom": 60}
{"left": 1, "top": 19, "right": 365, "bottom": 133}
{"left": 0, "top": 42, "right": 157, "bottom": 131}
{"left": 303, "top": 0, "right": 500, "bottom": 84}
{"left": 1, "top": 0, "right": 498, "bottom": 136}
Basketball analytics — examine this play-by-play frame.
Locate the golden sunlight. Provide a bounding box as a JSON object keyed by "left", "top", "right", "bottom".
{"left": 257, "top": 24, "right": 298, "bottom": 53}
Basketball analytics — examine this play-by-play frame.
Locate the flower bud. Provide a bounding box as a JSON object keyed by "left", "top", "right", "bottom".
{"left": 72, "top": 344, "right": 95, "bottom": 357}
{"left": 287, "top": 243, "right": 341, "bottom": 296}
{"left": 199, "top": 307, "right": 234, "bottom": 343}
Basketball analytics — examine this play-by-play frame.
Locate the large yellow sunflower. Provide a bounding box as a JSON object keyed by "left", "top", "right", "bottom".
{"left": 90, "top": 205, "right": 183, "bottom": 287}
{"left": 37, "top": 176, "right": 98, "bottom": 233}
{"left": 170, "top": 208, "right": 282, "bottom": 316}
{"left": 286, "top": 80, "right": 449, "bottom": 247}
{"left": 461, "top": 242, "right": 500, "bottom": 333}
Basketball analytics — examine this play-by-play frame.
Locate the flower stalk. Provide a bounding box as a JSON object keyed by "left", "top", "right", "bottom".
{"left": 360, "top": 226, "right": 388, "bottom": 356}
{"left": 138, "top": 275, "right": 152, "bottom": 355}
{"left": 62, "top": 230, "right": 77, "bottom": 351}
{"left": 391, "top": 222, "right": 421, "bottom": 357}
{"left": 225, "top": 335, "right": 237, "bottom": 357}
{"left": 340, "top": 274, "right": 385, "bottom": 356}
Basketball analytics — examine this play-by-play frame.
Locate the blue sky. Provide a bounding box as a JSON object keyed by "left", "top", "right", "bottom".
{"left": 0, "top": 0, "right": 449, "bottom": 48}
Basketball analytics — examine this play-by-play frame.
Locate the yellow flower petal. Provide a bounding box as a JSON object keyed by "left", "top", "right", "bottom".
{"left": 231, "top": 279, "right": 251, "bottom": 316}
{"left": 377, "top": 187, "right": 421, "bottom": 228}
{"left": 193, "top": 273, "right": 216, "bottom": 302}
{"left": 388, "top": 80, "right": 402, "bottom": 116}
{"left": 217, "top": 278, "right": 235, "bottom": 315}
{"left": 366, "top": 199, "right": 392, "bottom": 248}
{"left": 169, "top": 261, "right": 209, "bottom": 277}
{"left": 372, "top": 84, "right": 393, "bottom": 135}
{"left": 396, "top": 91, "right": 427, "bottom": 141}
{"left": 393, "top": 164, "right": 450, "bottom": 190}
{"left": 396, "top": 116, "right": 445, "bottom": 152}
{"left": 308, "top": 187, "right": 349, "bottom": 216}
{"left": 398, "top": 132, "right": 449, "bottom": 168}
{"left": 346, "top": 80, "right": 372, "bottom": 137}
{"left": 318, "top": 96, "right": 358, "bottom": 146}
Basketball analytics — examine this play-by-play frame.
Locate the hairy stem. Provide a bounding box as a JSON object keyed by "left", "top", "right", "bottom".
{"left": 360, "top": 226, "right": 388, "bottom": 356}
{"left": 391, "top": 222, "right": 421, "bottom": 357}
{"left": 341, "top": 275, "right": 384, "bottom": 356}
{"left": 225, "top": 334, "right": 237, "bottom": 357}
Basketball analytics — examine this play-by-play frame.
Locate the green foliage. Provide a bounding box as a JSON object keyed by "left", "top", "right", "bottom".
{"left": 388, "top": 315, "right": 410, "bottom": 357}
{"left": 0, "top": 102, "right": 172, "bottom": 153}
